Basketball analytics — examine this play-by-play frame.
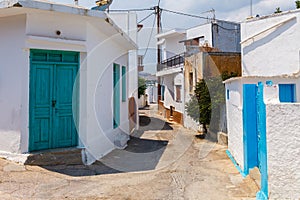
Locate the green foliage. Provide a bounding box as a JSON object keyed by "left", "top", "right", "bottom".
{"left": 185, "top": 71, "right": 238, "bottom": 133}
{"left": 274, "top": 7, "right": 282, "bottom": 13}
{"left": 138, "top": 77, "right": 147, "bottom": 98}
{"left": 296, "top": 0, "right": 300, "bottom": 9}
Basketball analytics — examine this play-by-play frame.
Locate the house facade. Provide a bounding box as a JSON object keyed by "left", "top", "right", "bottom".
{"left": 225, "top": 9, "right": 300, "bottom": 200}
{"left": 182, "top": 20, "right": 241, "bottom": 132}
{"left": 0, "top": 0, "right": 138, "bottom": 164}
{"left": 156, "top": 29, "right": 186, "bottom": 124}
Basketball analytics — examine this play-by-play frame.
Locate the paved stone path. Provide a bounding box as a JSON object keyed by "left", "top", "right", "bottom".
{"left": 0, "top": 104, "right": 258, "bottom": 199}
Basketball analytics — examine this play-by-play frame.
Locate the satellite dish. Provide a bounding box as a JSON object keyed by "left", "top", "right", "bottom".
{"left": 92, "top": 0, "right": 113, "bottom": 11}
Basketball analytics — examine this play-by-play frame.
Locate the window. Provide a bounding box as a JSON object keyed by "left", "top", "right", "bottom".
{"left": 122, "top": 66, "right": 126, "bottom": 102}
{"left": 227, "top": 89, "right": 230, "bottom": 100}
{"left": 189, "top": 72, "right": 193, "bottom": 93}
{"left": 279, "top": 84, "right": 296, "bottom": 103}
{"left": 176, "top": 85, "right": 182, "bottom": 102}
{"left": 161, "top": 85, "right": 165, "bottom": 101}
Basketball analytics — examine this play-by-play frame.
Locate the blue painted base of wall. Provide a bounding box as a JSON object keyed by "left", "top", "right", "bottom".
{"left": 256, "top": 191, "right": 268, "bottom": 200}
{"left": 226, "top": 150, "right": 247, "bottom": 177}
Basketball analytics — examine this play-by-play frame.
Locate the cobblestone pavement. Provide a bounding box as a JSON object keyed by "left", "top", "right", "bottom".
{"left": 0, "top": 104, "right": 258, "bottom": 200}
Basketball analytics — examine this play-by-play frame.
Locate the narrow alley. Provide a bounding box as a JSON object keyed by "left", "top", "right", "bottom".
{"left": 0, "top": 104, "right": 258, "bottom": 200}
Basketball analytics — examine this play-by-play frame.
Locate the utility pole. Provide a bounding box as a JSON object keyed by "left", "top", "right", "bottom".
{"left": 155, "top": 5, "right": 162, "bottom": 102}
{"left": 155, "top": 5, "right": 161, "bottom": 65}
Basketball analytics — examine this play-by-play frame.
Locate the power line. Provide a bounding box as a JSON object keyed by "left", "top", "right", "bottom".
{"left": 109, "top": 8, "right": 154, "bottom": 12}
{"left": 161, "top": 8, "right": 211, "bottom": 20}
{"left": 143, "top": 14, "right": 156, "bottom": 58}
{"left": 138, "top": 12, "right": 155, "bottom": 24}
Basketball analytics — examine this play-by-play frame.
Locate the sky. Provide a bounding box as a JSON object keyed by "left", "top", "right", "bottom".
{"left": 54, "top": 0, "right": 297, "bottom": 73}
{"left": 73, "top": 0, "right": 297, "bottom": 27}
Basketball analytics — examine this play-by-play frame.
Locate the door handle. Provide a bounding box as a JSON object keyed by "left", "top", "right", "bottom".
{"left": 52, "top": 100, "right": 57, "bottom": 107}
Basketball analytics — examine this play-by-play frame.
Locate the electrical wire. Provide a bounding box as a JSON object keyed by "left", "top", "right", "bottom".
{"left": 109, "top": 8, "right": 154, "bottom": 12}
{"left": 143, "top": 14, "right": 156, "bottom": 58}
{"left": 138, "top": 12, "right": 155, "bottom": 24}
{"left": 161, "top": 8, "right": 211, "bottom": 20}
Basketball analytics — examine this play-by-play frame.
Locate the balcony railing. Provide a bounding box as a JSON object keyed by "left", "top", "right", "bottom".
{"left": 157, "top": 53, "right": 184, "bottom": 71}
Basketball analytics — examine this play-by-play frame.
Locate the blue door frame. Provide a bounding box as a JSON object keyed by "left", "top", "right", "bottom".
{"left": 256, "top": 82, "right": 268, "bottom": 200}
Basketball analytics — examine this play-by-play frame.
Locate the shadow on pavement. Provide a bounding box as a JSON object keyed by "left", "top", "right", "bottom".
{"left": 33, "top": 114, "right": 170, "bottom": 177}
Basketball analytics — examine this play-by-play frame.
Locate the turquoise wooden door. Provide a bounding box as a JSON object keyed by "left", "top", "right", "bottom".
{"left": 243, "top": 84, "right": 258, "bottom": 175}
{"left": 29, "top": 50, "right": 79, "bottom": 151}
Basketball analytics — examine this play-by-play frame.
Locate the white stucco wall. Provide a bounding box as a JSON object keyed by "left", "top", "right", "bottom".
{"left": 225, "top": 77, "right": 300, "bottom": 169}
{"left": 161, "top": 73, "right": 184, "bottom": 114}
{"left": 163, "top": 34, "right": 185, "bottom": 60}
{"left": 0, "top": 7, "right": 137, "bottom": 164}
{"left": 266, "top": 103, "right": 300, "bottom": 199}
{"left": 225, "top": 79, "right": 244, "bottom": 170}
{"left": 108, "top": 12, "right": 137, "bottom": 44}
{"left": 241, "top": 10, "right": 300, "bottom": 77}
{"left": 0, "top": 14, "right": 27, "bottom": 153}
{"left": 226, "top": 77, "right": 300, "bottom": 198}
{"left": 186, "top": 23, "right": 212, "bottom": 46}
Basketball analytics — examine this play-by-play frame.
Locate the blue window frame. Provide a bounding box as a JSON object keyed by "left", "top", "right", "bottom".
{"left": 279, "top": 84, "right": 295, "bottom": 103}
{"left": 122, "top": 66, "right": 126, "bottom": 102}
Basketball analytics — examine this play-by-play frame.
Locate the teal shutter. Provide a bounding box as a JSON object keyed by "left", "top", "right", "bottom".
{"left": 122, "top": 66, "right": 126, "bottom": 102}
{"left": 113, "top": 63, "right": 120, "bottom": 128}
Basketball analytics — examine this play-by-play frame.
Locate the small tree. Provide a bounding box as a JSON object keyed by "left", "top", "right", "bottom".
{"left": 138, "top": 77, "right": 147, "bottom": 98}
{"left": 296, "top": 0, "right": 300, "bottom": 9}
{"left": 274, "top": 7, "right": 282, "bottom": 13}
{"left": 185, "top": 71, "right": 238, "bottom": 134}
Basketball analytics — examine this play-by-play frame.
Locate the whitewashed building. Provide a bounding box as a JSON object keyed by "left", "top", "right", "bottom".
{"left": 0, "top": 0, "right": 138, "bottom": 164}
{"left": 156, "top": 29, "right": 186, "bottom": 124}
{"left": 225, "top": 9, "right": 300, "bottom": 200}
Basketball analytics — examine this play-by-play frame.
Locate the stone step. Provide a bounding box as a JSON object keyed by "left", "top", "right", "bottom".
{"left": 24, "top": 147, "right": 83, "bottom": 166}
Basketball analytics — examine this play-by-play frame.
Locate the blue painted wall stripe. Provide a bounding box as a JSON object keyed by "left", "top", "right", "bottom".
{"left": 226, "top": 150, "right": 247, "bottom": 177}
{"left": 256, "top": 82, "right": 268, "bottom": 200}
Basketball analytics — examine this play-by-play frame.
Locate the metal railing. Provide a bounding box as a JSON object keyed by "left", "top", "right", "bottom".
{"left": 157, "top": 53, "right": 184, "bottom": 71}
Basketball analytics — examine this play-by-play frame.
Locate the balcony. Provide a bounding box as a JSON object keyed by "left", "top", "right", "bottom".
{"left": 157, "top": 53, "right": 184, "bottom": 72}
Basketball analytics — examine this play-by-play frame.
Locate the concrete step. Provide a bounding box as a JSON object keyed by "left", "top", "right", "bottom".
{"left": 25, "top": 147, "right": 83, "bottom": 166}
